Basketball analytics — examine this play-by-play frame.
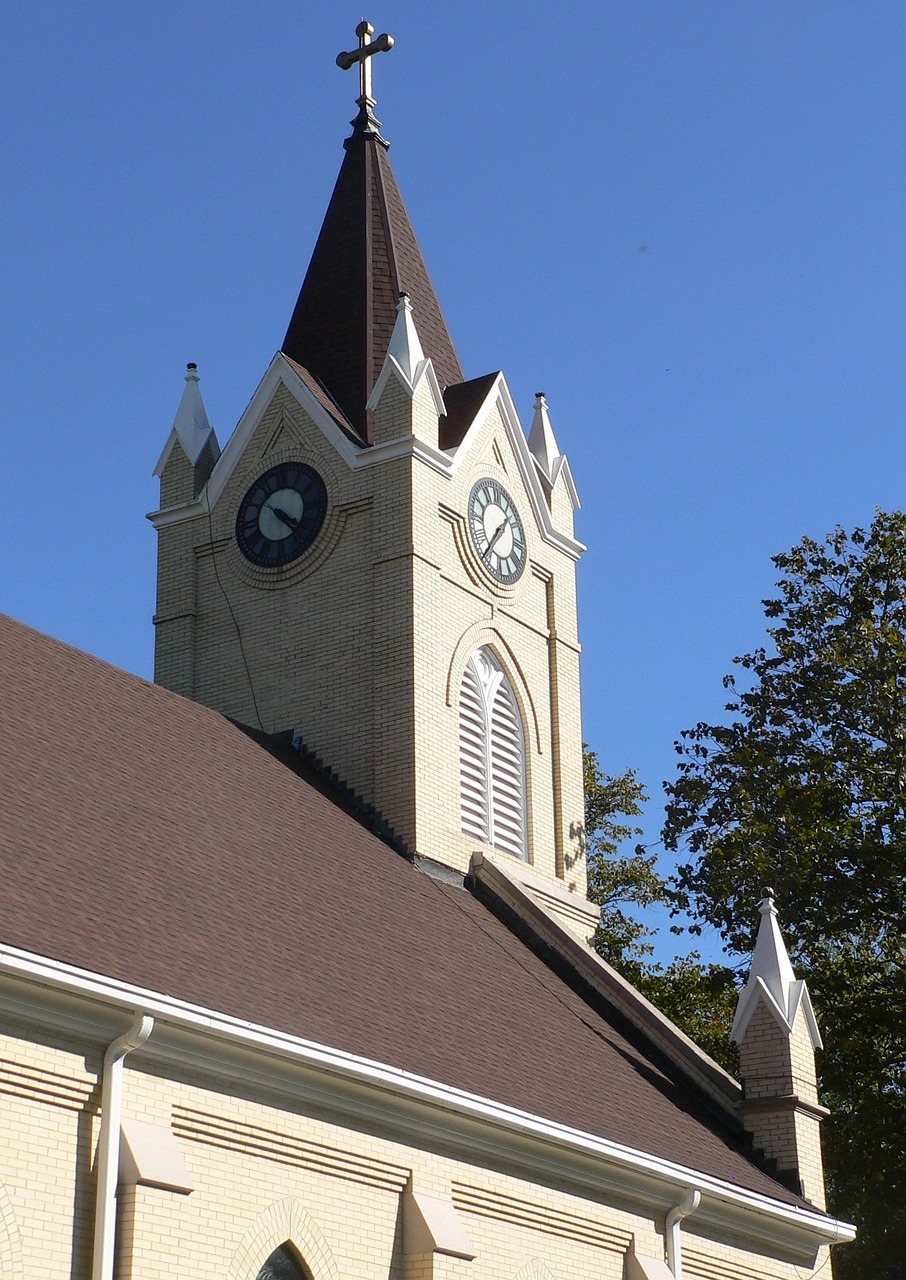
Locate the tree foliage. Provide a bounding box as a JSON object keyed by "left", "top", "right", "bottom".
{"left": 583, "top": 748, "right": 660, "bottom": 974}
{"left": 662, "top": 511, "right": 906, "bottom": 1280}
{"left": 582, "top": 748, "right": 739, "bottom": 1071}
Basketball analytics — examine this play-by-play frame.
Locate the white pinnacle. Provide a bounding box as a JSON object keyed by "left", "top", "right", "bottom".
{"left": 365, "top": 292, "right": 445, "bottom": 417}
{"left": 153, "top": 364, "right": 220, "bottom": 480}
{"left": 731, "top": 891, "right": 821, "bottom": 1047}
{"left": 527, "top": 392, "right": 561, "bottom": 482}
{"left": 171, "top": 363, "right": 215, "bottom": 464}
{"left": 386, "top": 291, "right": 425, "bottom": 383}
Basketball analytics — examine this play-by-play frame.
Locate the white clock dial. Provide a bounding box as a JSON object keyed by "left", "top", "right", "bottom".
{"left": 467, "top": 479, "right": 527, "bottom": 585}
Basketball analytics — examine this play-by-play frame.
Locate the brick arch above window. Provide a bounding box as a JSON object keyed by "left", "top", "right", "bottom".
{"left": 228, "top": 1198, "right": 339, "bottom": 1280}
{"left": 445, "top": 623, "right": 542, "bottom": 754}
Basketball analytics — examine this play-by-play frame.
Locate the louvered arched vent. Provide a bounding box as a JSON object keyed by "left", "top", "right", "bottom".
{"left": 459, "top": 649, "right": 527, "bottom": 859}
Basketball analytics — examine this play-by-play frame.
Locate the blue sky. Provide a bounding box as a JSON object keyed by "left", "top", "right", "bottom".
{"left": 3, "top": 4, "right": 905, "bottom": 963}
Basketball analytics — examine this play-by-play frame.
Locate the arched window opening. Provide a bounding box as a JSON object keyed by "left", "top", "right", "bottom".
{"left": 257, "top": 1243, "right": 309, "bottom": 1280}
{"left": 459, "top": 648, "right": 527, "bottom": 859}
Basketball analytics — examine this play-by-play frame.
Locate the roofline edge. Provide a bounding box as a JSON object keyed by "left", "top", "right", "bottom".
{"left": 0, "top": 939, "right": 853, "bottom": 1253}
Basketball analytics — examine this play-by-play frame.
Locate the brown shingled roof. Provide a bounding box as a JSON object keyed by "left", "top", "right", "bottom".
{"left": 282, "top": 123, "right": 463, "bottom": 443}
{"left": 0, "top": 613, "right": 802, "bottom": 1206}
{"left": 440, "top": 372, "right": 500, "bottom": 451}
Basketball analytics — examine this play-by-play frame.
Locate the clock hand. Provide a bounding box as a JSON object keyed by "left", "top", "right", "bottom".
{"left": 483, "top": 520, "right": 507, "bottom": 559}
{"left": 266, "top": 504, "right": 301, "bottom": 531}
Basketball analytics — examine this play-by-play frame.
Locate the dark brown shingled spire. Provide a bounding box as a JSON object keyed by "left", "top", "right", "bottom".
{"left": 281, "top": 54, "right": 463, "bottom": 444}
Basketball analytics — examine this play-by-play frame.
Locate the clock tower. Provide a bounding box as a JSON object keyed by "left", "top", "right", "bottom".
{"left": 149, "top": 24, "right": 591, "bottom": 930}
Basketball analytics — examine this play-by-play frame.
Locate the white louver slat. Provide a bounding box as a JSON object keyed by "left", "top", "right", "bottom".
{"left": 459, "top": 648, "right": 526, "bottom": 859}
{"left": 459, "top": 661, "right": 489, "bottom": 841}
{"left": 489, "top": 680, "right": 526, "bottom": 858}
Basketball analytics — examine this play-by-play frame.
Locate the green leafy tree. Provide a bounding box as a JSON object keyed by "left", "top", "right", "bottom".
{"left": 662, "top": 510, "right": 906, "bottom": 1280}
{"left": 582, "top": 748, "right": 660, "bottom": 976}
{"left": 582, "top": 748, "right": 739, "bottom": 1071}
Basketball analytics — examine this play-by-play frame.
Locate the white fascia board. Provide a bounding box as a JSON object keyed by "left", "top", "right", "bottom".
{"left": 446, "top": 374, "right": 584, "bottom": 561}
{"left": 786, "top": 980, "right": 822, "bottom": 1050}
{"left": 494, "top": 377, "right": 586, "bottom": 561}
{"left": 152, "top": 429, "right": 179, "bottom": 479}
{"left": 732, "top": 976, "right": 798, "bottom": 1043}
{"left": 146, "top": 497, "right": 208, "bottom": 530}
{"left": 0, "top": 940, "right": 853, "bottom": 1251}
{"left": 550, "top": 454, "right": 581, "bottom": 509}
{"left": 356, "top": 434, "right": 453, "bottom": 477}
{"left": 202, "top": 355, "right": 362, "bottom": 511}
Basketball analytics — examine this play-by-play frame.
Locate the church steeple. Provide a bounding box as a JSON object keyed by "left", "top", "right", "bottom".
{"left": 281, "top": 23, "right": 462, "bottom": 443}
{"left": 151, "top": 23, "right": 586, "bottom": 908}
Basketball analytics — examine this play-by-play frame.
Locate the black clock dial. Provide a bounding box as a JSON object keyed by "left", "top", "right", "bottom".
{"left": 467, "top": 479, "right": 527, "bottom": 585}
{"left": 235, "top": 462, "right": 328, "bottom": 567}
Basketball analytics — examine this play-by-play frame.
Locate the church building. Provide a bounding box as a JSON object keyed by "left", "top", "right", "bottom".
{"left": 0, "top": 23, "right": 854, "bottom": 1280}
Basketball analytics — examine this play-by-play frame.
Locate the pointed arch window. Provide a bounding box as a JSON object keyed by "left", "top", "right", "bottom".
{"left": 459, "top": 648, "right": 527, "bottom": 859}
{"left": 257, "top": 1244, "right": 309, "bottom": 1280}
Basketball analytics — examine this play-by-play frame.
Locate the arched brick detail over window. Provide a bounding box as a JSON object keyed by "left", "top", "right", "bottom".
{"left": 460, "top": 648, "right": 527, "bottom": 859}
{"left": 0, "top": 1179, "right": 23, "bottom": 1280}
{"left": 228, "top": 1198, "right": 339, "bottom": 1280}
{"left": 514, "top": 1259, "right": 557, "bottom": 1280}
{"left": 257, "top": 1243, "right": 309, "bottom": 1280}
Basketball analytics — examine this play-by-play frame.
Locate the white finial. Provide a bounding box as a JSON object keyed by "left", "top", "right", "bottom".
{"left": 171, "top": 362, "right": 215, "bottom": 464}
{"left": 387, "top": 292, "right": 425, "bottom": 383}
{"left": 153, "top": 362, "right": 219, "bottom": 477}
{"left": 731, "top": 892, "right": 821, "bottom": 1048}
{"left": 527, "top": 391, "right": 562, "bottom": 483}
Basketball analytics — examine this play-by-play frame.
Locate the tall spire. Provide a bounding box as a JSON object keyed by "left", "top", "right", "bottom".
{"left": 282, "top": 22, "right": 463, "bottom": 443}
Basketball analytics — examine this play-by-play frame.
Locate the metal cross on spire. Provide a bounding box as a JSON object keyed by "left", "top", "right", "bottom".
{"left": 336, "top": 21, "right": 394, "bottom": 108}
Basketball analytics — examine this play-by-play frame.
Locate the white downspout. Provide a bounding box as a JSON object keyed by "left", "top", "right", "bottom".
{"left": 92, "top": 1012, "right": 154, "bottom": 1280}
{"left": 665, "top": 1188, "right": 701, "bottom": 1279}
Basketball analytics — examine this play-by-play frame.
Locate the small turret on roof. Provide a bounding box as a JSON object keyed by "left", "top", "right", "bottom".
{"left": 731, "top": 889, "right": 821, "bottom": 1048}
{"left": 153, "top": 364, "right": 220, "bottom": 505}
{"left": 732, "top": 890, "right": 828, "bottom": 1207}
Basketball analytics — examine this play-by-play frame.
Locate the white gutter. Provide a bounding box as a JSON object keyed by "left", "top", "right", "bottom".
{"left": 665, "top": 1188, "right": 701, "bottom": 1278}
{"left": 0, "top": 941, "right": 853, "bottom": 1249}
{"left": 92, "top": 1012, "right": 154, "bottom": 1280}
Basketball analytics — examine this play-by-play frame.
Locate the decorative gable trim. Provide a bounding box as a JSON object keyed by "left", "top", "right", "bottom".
{"left": 730, "top": 894, "right": 822, "bottom": 1050}
{"left": 365, "top": 353, "right": 446, "bottom": 416}
{"left": 731, "top": 977, "right": 822, "bottom": 1050}
{"left": 448, "top": 373, "right": 585, "bottom": 561}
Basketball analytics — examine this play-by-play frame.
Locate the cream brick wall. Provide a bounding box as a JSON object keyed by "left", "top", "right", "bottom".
{"left": 0, "top": 1020, "right": 837, "bottom": 1279}
{"left": 0, "top": 1024, "right": 98, "bottom": 1278}
{"left": 153, "top": 371, "right": 586, "bottom": 893}
{"left": 738, "top": 1002, "right": 826, "bottom": 1209}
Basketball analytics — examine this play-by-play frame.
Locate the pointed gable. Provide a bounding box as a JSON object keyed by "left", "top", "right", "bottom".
{"left": 281, "top": 116, "right": 463, "bottom": 442}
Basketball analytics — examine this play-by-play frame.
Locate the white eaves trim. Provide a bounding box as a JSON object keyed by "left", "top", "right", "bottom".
{"left": 0, "top": 939, "right": 853, "bottom": 1250}
{"left": 731, "top": 976, "right": 822, "bottom": 1049}
{"left": 147, "top": 356, "right": 585, "bottom": 563}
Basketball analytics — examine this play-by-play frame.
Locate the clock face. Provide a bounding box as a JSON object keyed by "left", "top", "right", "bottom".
{"left": 468, "top": 479, "right": 527, "bottom": 584}
{"left": 235, "top": 462, "right": 328, "bottom": 567}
